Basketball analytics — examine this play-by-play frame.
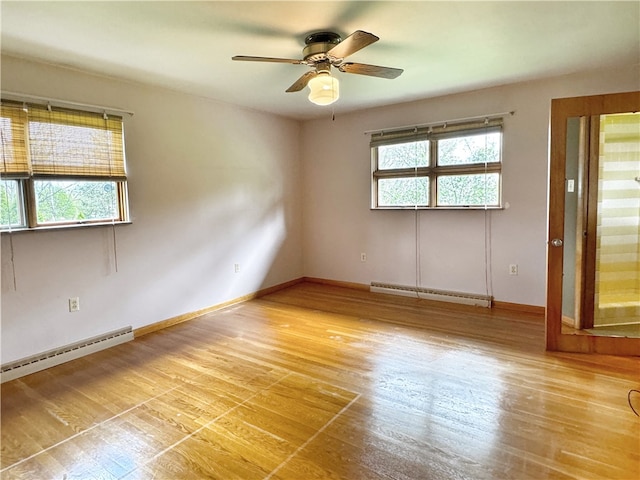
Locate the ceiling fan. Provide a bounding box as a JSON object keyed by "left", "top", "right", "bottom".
{"left": 232, "top": 30, "right": 403, "bottom": 106}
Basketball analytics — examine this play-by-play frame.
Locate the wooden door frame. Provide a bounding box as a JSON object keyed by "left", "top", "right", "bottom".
{"left": 546, "top": 91, "right": 640, "bottom": 355}
{"left": 580, "top": 116, "right": 600, "bottom": 330}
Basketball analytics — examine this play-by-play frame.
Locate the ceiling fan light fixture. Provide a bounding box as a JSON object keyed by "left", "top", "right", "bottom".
{"left": 307, "top": 73, "right": 339, "bottom": 106}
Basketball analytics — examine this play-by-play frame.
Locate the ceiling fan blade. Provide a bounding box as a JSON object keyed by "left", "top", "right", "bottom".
{"left": 232, "top": 55, "right": 303, "bottom": 64}
{"left": 286, "top": 71, "right": 317, "bottom": 92}
{"left": 339, "top": 62, "right": 403, "bottom": 79}
{"left": 327, "top": 30, "right": 379, "bottom": 59}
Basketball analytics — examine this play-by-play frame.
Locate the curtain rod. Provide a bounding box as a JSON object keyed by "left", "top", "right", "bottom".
{"left": 1, "top": 91, "right": 134, "bottom": 117}
{"left": 364, "top": 110, "right": 515, "bottom": 135}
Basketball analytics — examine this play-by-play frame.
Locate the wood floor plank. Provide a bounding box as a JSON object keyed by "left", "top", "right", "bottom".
{"left": 144, "top": 424, "right": 274, "bottom": 480}
{"left": 1, "top": 370, "right": 114, "bottom": 464}
{"left": 2, "top": 281, "right": 639, "bottom": 479}
{"left": 243, "top": 376, "right": 356, "bottom": 432}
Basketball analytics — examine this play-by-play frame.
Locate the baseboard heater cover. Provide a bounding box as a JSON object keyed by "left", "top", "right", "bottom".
{"left": 1, "top": 326, "right": 133, "bottom": 383}
{"left": 370, "top": 282, "right": 492, "bottom": 308}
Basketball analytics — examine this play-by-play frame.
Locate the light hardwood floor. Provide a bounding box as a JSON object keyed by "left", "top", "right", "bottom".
{"left": 2, "top": 281, "right": 639, "bottom": 479}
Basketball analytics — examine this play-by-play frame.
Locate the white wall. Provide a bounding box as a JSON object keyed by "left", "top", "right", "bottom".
{"left": 1, "top": 56, "right": 303, "bottom": 364}
{"left": 300, "top": 66, "right": 639, "bottom": 307}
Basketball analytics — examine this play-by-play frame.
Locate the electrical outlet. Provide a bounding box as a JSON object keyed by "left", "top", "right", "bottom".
{"left": 234, "top": 263, "right": 240, "bottom": 273}
{"left": 69, "top": 297, "right": 80, "bottom": 312}
{"left": 361, "top": 253, "right": 367, "bottom": 262}
{"left": 509, "top": 264, "right": 518, "bottom": 276}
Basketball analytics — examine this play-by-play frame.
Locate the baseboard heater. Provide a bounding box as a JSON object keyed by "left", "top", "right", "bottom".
{"left": 370, "top": 282, "right": 492, "bottom": 308}
{"left": 1, "top": 326, "right": 133, "bottom": 383}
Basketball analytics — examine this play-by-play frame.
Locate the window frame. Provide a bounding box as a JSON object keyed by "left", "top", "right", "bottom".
{"left": 1, "top": 101, "right": 130, "bottom": 232}
{"left": 370, "top": 120, "right": 503, "bottom": 210}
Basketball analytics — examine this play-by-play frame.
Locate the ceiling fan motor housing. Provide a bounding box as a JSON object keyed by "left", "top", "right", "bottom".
{"left": 303, "top": 32, "right": 342, "bottom": 63}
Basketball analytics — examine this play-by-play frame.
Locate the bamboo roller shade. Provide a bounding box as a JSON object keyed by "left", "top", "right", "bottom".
{"left": 1, "top": 102, "right": 125, "bottom": 179}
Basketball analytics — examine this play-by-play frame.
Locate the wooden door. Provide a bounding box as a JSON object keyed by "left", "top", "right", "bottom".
{"left": 546, "top": 91, "right": 640, "bottom": 355}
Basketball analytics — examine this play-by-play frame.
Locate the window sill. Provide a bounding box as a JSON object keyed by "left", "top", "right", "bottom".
{"left": 1, "top": 220, "right": 132, "bottom": 234}
{"left": 371, "top": 206, "right": 505, "bottom": 211}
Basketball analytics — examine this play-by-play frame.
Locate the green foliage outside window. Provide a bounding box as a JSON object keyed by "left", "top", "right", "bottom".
{"left": 437, "top": 173, "right": 499, "bottom": 206}
{"left": 34, "top": 180, "right": 118, "bottom": 223}
{"left": 1, "top": 180, "right": 22, "bottom": 227}
{"left": 438, "top": 132, "right": 500, "bottom": 166}
{"left": 378, "top": 140, "right": 428, "bottom": 169}
{"left": 379, "top": 177, "right": 429, "bottom": 207}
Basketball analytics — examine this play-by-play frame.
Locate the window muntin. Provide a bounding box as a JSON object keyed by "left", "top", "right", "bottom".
{"left": 371, "top": 121, "right": 502, "bottom": 209}
{"left": 0, "top": 101, "right": 129, "bottom": 231}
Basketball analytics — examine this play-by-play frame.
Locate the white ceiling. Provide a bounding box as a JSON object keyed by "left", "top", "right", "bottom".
{"left": 1, "top": 1, "right": 639, "bottom": 120}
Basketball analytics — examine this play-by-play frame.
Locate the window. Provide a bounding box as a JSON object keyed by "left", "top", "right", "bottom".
{"left": 371, "top": 119, "right": 503, "bottom": 209}
{"left": 1, "top": 101, "right": 129, "bottom": 230}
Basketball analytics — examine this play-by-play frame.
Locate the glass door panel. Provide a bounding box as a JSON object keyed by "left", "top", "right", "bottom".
{"left": 592, "top": 113, "right": 640, "bottom": 336}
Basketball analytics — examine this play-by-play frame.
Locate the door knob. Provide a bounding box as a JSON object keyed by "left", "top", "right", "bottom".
{"left": 551, "top": 238, "right": 563, "bottom": 247}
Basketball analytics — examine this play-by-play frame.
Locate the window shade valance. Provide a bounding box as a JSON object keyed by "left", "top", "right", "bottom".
{"left": 369, "top": 118, "right": 503, "bottom": 148}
